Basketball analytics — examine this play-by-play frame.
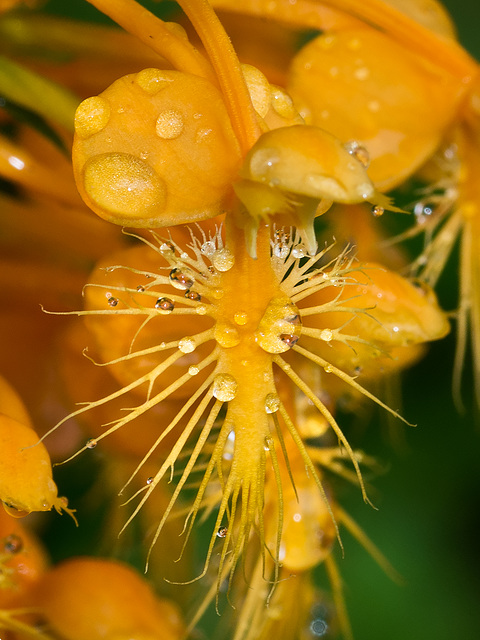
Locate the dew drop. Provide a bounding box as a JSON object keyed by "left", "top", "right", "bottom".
{"left": 135, "top": 68, "right": 174, "bottom": 95}
{"left": 107, "top": 296, "right": 118, "bottom": 307}
{"left": 265, "top": 393, "right": 280, "bottom": 414}
{"left": 185, "top": 290, "right": 201, "bottom": 302}
{"left": 160, "top": 241, "right": 175, "bottom": 255}
{"left": 3, "top": 533, "right": 23, "bottom": 554}
{"left": 353, "top": 66, "right": 370, "bottom": 81}
{"left": 211, "top": 248, "right": 235, "bottom": 272}
{"left": 155, "top": 297, "right": 174, "bottom": 313}
{"left": 2, "top": 503, "right": 30, "bottom": 519}
{"left": 74, "top": 96, "right": 111, "bottom": 139}
{"left": 196, "top": 305, "right": 207, "bottom": 315}
{"left": 371, "top": 205, "right": 384, "bottom": 217}
{"left": 201, "top": 240, "right": 216, "bottom": 256}
{"left": 344, "top": 141, "right": 370, "bottom": 168}
{"left": 320, "top": 329, "right": 333, "bottom": 342}
{"left": 213, "top": 373, "right": 237, "bottom": 401}
{"left": 279, "top": 333, "right": 300, "bottom": 347}
{"left": 323, "top": 364, "right": 333, "bottom": 373}
{"left": 155, "top": 109, "right": 184, "bottom": 139}
{"left": 292, "top": 244, "right": 308, "bottom": 259}
{"left": 214, "top": 321, "right": 241, "bottom": 348}
{"left": 136, "top": 285, "right": 145, "bottom": 292}
{"left": 86, "top": 439, "right": 98, "bottom": 449}
{"left": 169, "top": 268, "right": 194, "bottom": 290}
{"left": 255, "top": 296, "right": 302, "bottom": 353}
{"left": 233, "top": 311, "right": 248, "bottom": 326}
{"left": 212, "top": 288, "right": 224, "bottom": 300}
{"left": 270, "top": 86, "right": 297, "bottom": 120}
{"left": 273, "top": 243, "right": 290, "bottom": 259}
{"left": 217, "top": 526, "right": 228, "bottom": 538}
{"left": 83, "top": 153, "right": 166, "bottom": 220}
{"left": 146, "top": 477, "right": 154, "bottom": 485}
{"left": 178, "top": 337, "right": 196, "bottom": 354}
{"left": 188, "top": 365, "right": 199, "bottom": 376}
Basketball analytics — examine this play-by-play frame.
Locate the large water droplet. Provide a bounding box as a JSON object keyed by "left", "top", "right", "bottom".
{"left": 217, "top": 526, "right": 228, "bottom": 538}
{"left": 255, "top": 295, "right": 302, "bottom": 353}
{"left": 213, "top": 373, "right": 237, "bottom": 401}
{"left": 169, "top": 268, "right": 194, "bottom": 290}
{"left": 83, "top": 153, "right": 166, "bottom": 220}
{"left": 371, "top": 205, "right": 384, "bottom": 217}
{"left": 86, "top": 438, "right": 98, "bottom": 449}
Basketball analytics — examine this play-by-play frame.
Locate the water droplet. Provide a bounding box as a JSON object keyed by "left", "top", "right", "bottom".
{"left": 270, "top": 86, "right": 297, "bottom": 120}
{"left": 83, "top": 153, "right": 166, "bottom": 220}
{"left": 310, "top": 618, "right": 328, "bottom": 637}
{"left": 344, "top": 141, "right": 370, "bottom": 168}
{"left": 414, "top": 201, "right": 434, "bottom": 224}
{"left": 279, "top": 333, "right": 300, "bottom": 347}
{"left": 292, "top": 244, "right": 307, "bottom": 259}
{"left": 107, "top": 296, "right": 118, "bottom": 307}
{"left": 169, "top": 268, "right": 194, "bottom": 290}
{"left": 86, "top": 439, "right": 98, "bottom": 449}
{"left": 211, "top": 248, "right": 235, "bottom": 272}
{"left": 178, "top": 337, "right": 196, "bottom": 354}
{"left": 188, "top": 365, "right": 199, "bottom": 376}
{"left": 146, "top": 477, "right": 154, "bottom": 485}
{"left": 323, "top": 364, "right": 333, "bottom": 373}
{"left": 354, "top": 66, "right": 370, "bottom": 81}
{"left": 136, "top": 285, "right": 145, "bottom": 292}
{"left": 3, "top": 533, "right": 23, "bottom": 554}
{"left": 160, "top": 241, "right": 175, "bottom": 255}
{"left": 217, "top": 526, "right": 228, "bottom": 538}
{"left": 213, "top": 374, "right": 237, "bottom": 401}
{"left": 74, "top": 96, "right": 111, "bottom": 139}
{"left": 2, "top": 503, "right": 30, "bottom": 519}
{"left": 371, "top": 205, "right": 384, "bottom": 217}
{"left": 196, "top": 305, "right": 207, "bottom": 315}
{"left": 201, "top": 240, "right": 216, "bottom": 256}
{"left": 273, "top": 243, "right": 290, "bottom": 259}
{"left": 242, "top": 63, "right": 271, "bottom": 118}
{"left": 233, "top": 311, "right": 248, "bottom": 326}
{"left": 135, "top": 68, "right": 174, "bottom": 95}
{"left": 265, "top": 393, "right": 280, "bottom": 414}
{"left": 212, "top": 289, "right": 224, "bottom": 300}
{"left": 214, "top": 321, "right": 240, "bottom": 348}
{"left": 320, "top": 329, "right": 333, "bottom": 342}
{"left": 155, "top": 297, "right": 174, "bottom": 313}
{"left": 155, "top": 110, "right": 184, "bottom": 139}
{"left": 185, "top": 290, "right": 201, "bottom": 301}
{"left": 255, "top": 296, "right": 302, "bottom": 353}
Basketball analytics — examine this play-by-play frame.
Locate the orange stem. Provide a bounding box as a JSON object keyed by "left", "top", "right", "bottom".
{"left": 176, "top": 0, "right": 262, "bottom": 153}
{"left": 85, "top": 0, "right": 215, "bottom": 81}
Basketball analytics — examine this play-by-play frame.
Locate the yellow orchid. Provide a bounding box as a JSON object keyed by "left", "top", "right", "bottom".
{"left": 0, "top": 1, "right": 478, "bottom": 639}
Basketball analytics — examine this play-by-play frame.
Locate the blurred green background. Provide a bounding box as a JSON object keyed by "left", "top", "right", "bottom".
{"left": 26, "top": 1, "right": 480, "bottom": 638}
